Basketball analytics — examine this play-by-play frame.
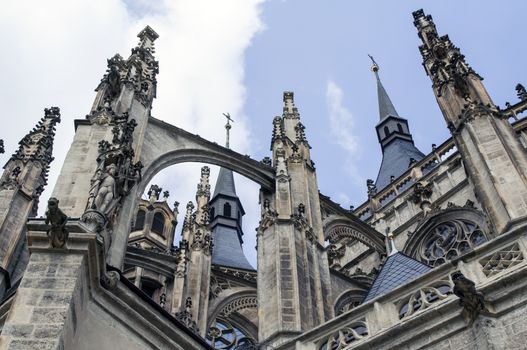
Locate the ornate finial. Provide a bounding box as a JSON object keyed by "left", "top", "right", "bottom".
{"left": 222, "top": 113, "right": 234, "bottom": 149}
{"left": 368, "top": 54, "right": 379, "bottom": 73}
{"left": 196, "top": 166, "right": 211, "bottom": 197}
{"left": 0, "top": 139, "right": 4, "bottom": 154}
{"left": 163, "top": 190, "right": 170, "bottom": 199}
{"left": 137, "top": 25, "right": 159, "bottom": 44}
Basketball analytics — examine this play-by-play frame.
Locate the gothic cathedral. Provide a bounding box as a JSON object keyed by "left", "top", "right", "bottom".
{"left": 0, "top": 9, "right": 527, "bottom": 350}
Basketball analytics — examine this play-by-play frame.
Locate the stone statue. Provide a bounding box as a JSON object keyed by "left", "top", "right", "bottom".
{"left": 91, "top": 163, "right": 118, "bottom": 213}
{"left": 45, "top": 198, "right": 69, "bottom": 248}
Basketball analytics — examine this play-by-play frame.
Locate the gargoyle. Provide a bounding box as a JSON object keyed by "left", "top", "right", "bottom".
{"left": 452, "top": 271, "right": 488, "bottom": 325}
{"left": 45, "top": 197, "right": 69, "bottom": 248}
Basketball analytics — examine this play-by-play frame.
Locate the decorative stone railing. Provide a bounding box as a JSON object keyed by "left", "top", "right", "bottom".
{"left": 274, "top": 221, "right": 527, "bottom": 350}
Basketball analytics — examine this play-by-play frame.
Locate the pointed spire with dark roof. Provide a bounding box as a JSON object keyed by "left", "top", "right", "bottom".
{"left": 368, "top": 56, "right": 426, "bottom": 191}
{"left": 208, "top": 115, "right": 253, "bottom": 270}
{"left": 369, "top": 55, "right": 399, "bottom": 121}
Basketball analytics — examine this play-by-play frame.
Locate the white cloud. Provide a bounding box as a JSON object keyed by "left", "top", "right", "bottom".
{"left": 325, "top": 80, "right": 364, "bottom": 192}
{"left": 0, "top": 0, "right": 265, "bottom": 266}
{"left": 326, "top": 80, "right": 359, "bottom": 154}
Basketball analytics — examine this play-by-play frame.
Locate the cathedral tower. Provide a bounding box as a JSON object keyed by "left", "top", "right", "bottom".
{"left": 257, "top": 92, "right": 333, "bottom": 347}
{"left": 413, "top": 9, "right": 527, "bottom": 233}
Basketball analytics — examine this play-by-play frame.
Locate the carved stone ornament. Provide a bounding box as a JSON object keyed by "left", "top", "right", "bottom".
{"left": 0, "top": 166, "right": 21, "bottom": 190}
{"left": 516, "top": 83, "right": 527, "bottom": 101}
{"left": 258, "top": 198, "right": 278, "bottom": 233}
{"left": 174, "top": 240, "right": 188, "bottom": 278}
{"left": 80, "top": 209, "right": 107, "bottom": 233}
{"left": 100, "top": 270, "right": 120, "bottom": 290}
{"left": 2, "top": 107, "right": 61, "bottom": 193}
{"left": 196, "top": 166, "right": 211, "bottom": 198}
{"left": 320, "top": 322, "right": 368, "bottom": 350}
{"left": 191, "top": 230, "right": 213, "bottom": 254}
{"left": 409, "top": 181, "right": 433, "bottom": 212}
{"left": 452, "top": 271, "right": 488, "bottom": 325}
{"left": 147, "top": 184, "right": 162, "bottom": 204}
{"left": 0, "top": 139, "right": 4, "bottom": 154}
{"left": 175, "top": 297, "right": 199, "bottom": 334}
{"left": 45, "top": 197, "right": 69, "bottom": 248}
{"left": 85, "top": 114, "right": 142, "bottom": 228}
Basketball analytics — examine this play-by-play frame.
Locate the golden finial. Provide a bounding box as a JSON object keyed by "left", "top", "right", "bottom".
{"left": 368, "top": 54, "right": 379, "bottom": 73}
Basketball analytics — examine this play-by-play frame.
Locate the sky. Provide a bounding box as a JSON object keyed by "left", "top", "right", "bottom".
{"left": 0, "top": 1, "right": 525, "bottom": 266}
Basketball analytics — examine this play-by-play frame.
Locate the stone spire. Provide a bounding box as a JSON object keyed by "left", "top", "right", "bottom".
{"left": 369, "top": 57, "right": 425, "bottom": 191}
{"left": 369, "top": 55, "right": 399, "bottom": 120}
{"left": 412, "top": 9, "right": 527, "bottom": 233}
{"left": 208, "top": 119, "right": 253, "bottom": 270}
{"left": 2, "top": 107, "right": 61, "bottom": 211}
{"left": 0, "top": 107, "right": 61, "bottom": 300}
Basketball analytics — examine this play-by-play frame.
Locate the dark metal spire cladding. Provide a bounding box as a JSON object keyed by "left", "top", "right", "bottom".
{"left": 369, "top": 55, "right": 399, "bottom": 120}
{"left": 369, "top": 57, "right": 426, "bottom": 191}
{"left": 208, "top": 116, "right": 253, "bottom": 270}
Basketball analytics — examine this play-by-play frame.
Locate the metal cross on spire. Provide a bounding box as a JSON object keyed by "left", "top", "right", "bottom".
{"left": 222, "top": 113, "right": 234, "bottom": 149}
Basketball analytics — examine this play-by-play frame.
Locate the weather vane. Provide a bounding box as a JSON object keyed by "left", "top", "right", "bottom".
{"left": 222, "top": 113, "right": 234, "bottom": 148}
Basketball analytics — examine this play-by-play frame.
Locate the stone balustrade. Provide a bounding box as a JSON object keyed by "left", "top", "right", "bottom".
{"left": 275, "top": 222, "right": 527, "bottom": 350}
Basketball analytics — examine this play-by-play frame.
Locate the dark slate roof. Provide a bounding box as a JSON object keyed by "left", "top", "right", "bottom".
{"left": 212, "top": 225, "right": 254, "bottom": 270}
{"left": 363, "top": 252, "right": 431, "bottom": 302}
{"left": 375, "top": 138, "right": 425, "bottom": 191}
{"left": 212, "top": 167, "right": 237, "bottom": 198}
{"left": 375, "top": 71, "right": 399, "bottom": 121}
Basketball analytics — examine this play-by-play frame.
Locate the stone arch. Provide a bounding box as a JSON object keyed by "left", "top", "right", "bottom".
{"left": 324, "top": 216, "right": 386, "bottom": 254}
{"left": 403, "top": 205, "right": 491, "bottom": 267}
{"left": 208, "top": 289, "right": 258, "bottom": 325}
{"left": 334, "top": 289, "right": 367, "bottom": 316}
{"left": 108, "top": 117, "right": 275, "bottom": 268}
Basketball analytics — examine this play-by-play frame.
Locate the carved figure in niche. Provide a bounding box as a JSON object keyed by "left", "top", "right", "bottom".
{"left": 448, "top": 62, "right": 470, "bottom": 99}
{"left": 106, "top": 59, "right": 121, "bottom": 99}
{"left": 45, "top": 197, "right": 69, "bottom": 248}
{"left": 452, "top": 271, "right": 488, "bottom": 325}
{"left": 91, "top": 163, "right": 118, "bottom": 213}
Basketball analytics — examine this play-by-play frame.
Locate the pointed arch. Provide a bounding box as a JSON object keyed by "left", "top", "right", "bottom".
{"left": 403, "top": 205, "right": 491, "bottom": 266}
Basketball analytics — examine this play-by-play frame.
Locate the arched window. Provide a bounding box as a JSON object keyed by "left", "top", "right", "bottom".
{"left": 152, "top": 212, "right": 165, "bottom": 236}
{"left": 334, "top": 290, "right": 366, "bottom": 316}
{"left": 206, "top": 319, "right": 256, "bottom": 350}
{"left": 404, "top": 206, "right": 490, "bottom": 267}
{"left": 134, "top": 209, "right": 146, "bottom": 231}
{"left": 223, "top": 203, "right": 232, "bottom": 217}
{"left": 397, "top": 123, "right": 404, "bottom": 133}
{"left": 384, "top": 125, "right": 389, "bottom": 137}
